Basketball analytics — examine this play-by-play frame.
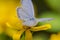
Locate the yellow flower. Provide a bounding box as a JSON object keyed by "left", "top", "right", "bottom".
{"left": 50, "top": 33, "right": 60, "bottom": 40}
{"left": 0, "top": 0, "right": 20, "bottom": 34}
{"left": 6, "top": 21, "right": 51, "bottom": 40}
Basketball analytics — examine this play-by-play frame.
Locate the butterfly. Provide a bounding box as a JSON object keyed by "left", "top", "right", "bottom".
{"left": 17, "top": 0, "right": 53, "bottom": 27}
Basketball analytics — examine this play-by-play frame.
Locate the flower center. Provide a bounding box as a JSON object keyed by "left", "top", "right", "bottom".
{"left": 23, "top": 26, "right": 31, "bottom": 30}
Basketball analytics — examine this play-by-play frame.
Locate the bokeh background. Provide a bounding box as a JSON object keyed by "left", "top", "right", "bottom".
{"left": 0, "top": 0, "right": 60, "bottom": 40}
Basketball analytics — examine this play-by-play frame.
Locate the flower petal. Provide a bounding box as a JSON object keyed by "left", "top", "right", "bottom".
{"left": 0, "top": 26, "right": 3, "bottom": 34}
{"left": 30, "top": 24, "right": 51, "bottom": 31}
{"left": 25, "top": 29, "right": 32, "bottom": 40}
{"left": 50, "top": 33, "right": 60, "bottom": 40}
{"left": 12, "top": 29, "right": 25, "bottom": 40}
{"left": 5, "top": 22, "right": 25, "bottom": 40}
{"left": 6, "top": 22, "right": 23, "bottom": 30}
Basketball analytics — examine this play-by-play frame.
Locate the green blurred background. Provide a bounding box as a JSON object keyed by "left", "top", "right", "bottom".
{"left": 0, "top": 0, "right": 60, "bottom": 40}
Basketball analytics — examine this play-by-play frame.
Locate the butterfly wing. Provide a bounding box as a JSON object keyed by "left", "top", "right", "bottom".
{"left": 17, "top": 7, "right": 30, "bottom": 21}
{"left": 21, "top": 0, "right": 34, "bottom": 18}
{"left": 36, "top": 18, "right": 53, "bottom": 22}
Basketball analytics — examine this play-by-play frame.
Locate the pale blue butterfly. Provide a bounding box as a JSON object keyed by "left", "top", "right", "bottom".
{"left": 17, "top": 0, "right": 53, "bottom": 27}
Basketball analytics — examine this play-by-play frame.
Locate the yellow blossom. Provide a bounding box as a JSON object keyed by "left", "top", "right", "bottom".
{"left": 50, "top": 33, "right": 60, "bottom": 40}
{"left": 0, "top": 0, "right": 20, "bottom": 34}
{"left": 6, "top": 21, "right": 51, "bottom": 40}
